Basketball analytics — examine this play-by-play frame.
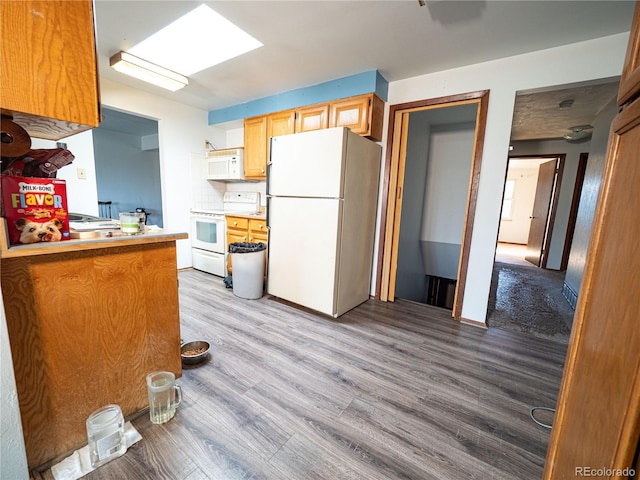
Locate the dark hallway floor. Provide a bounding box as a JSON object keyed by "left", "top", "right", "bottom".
{"left": 486, "top": 243, "right": 575, "bottom": 343}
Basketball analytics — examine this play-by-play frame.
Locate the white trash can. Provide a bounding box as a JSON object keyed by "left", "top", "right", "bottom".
{"left": 229, "top": 242, "right": 266, "bottom": 299}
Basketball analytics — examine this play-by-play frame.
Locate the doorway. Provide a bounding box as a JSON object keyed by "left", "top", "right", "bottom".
{"left": 376, "top": 90, "right": 489, "bottom": 320}
{"left": 394, "top": 104, "right": 478, "bottom": 309}
{"left": 488, "top": 155, "right": 576, "bottom": 342}
{"left": 92, "top": 107, "right": 163, "bottom": 226}
{"left": 499, "top": 155, "right": 565, "bottom": 269}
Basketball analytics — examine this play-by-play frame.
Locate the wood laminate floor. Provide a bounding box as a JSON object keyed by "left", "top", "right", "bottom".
{"left": 39, "top": 269, "right": 568, "bottom": 480}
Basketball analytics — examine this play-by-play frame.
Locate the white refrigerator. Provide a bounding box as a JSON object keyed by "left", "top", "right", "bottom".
{"left": 267, "top": 127, "right": 381, "bottom": 317}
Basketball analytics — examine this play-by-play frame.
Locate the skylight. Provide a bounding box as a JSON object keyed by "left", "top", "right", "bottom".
{"left": 128, "top": 4, "right": 262, "bottom": 76}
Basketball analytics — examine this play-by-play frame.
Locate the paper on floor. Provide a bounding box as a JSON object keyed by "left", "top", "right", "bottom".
{"left": 51, "top": 421, "right": 142, "bottom": 480}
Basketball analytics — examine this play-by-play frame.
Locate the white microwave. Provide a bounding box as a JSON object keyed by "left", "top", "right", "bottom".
{"left": 206, "top": 148, "right": 244, "bottom": 180}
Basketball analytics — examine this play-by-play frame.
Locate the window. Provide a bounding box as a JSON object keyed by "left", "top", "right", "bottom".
{"left": 502, "top": 179, "right": 515, "bottom": 220}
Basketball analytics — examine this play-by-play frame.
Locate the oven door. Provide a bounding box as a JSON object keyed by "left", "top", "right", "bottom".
{"left": 190, "top": 214, "right": 225, "bottom": 253}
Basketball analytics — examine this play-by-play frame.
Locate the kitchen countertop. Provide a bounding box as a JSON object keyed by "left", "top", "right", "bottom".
{"left": 0, "top": 222, "right": 188, "bottom": 259}
{"left": 225, "top": 211, "right": 266, "bottom": 220}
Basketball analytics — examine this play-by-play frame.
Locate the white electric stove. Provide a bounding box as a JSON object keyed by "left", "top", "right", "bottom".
{"left": 190, "top": 192, "right": 261, "bottom": 276}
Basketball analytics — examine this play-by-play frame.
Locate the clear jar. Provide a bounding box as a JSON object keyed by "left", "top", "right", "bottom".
{"left": 86, "top": 404, "right": 126, "bottom": 468}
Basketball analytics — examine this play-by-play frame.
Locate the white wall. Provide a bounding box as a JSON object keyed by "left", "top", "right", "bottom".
{"left": 383, "top": 32, "right": 629, "bottom": 323}
{"left": 100, "top": 78, "right": 222, "bottom": 268}
{"left": 498, "top": 164, "right": 540, "bottom": 244}
{"left": 565, "top": 96, "right": 619, "bottom": 295}
{"left": 421, "top": 123, "right": 475, "bottom": 244}
{"left": 30, "top": 130, "right": 99, "bottom": 216}
{"left": 0, "top": 292, "right": 28, "bottom": 480}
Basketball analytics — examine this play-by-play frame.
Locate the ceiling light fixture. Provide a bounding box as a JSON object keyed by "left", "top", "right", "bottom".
{"left": 563, "top": 124, "right": 593, "bottom": 141}
{"left": 128, "top": 4, "right": 263, "bottom": 76}
{"left": 109, "top": 51, "right": 188, "bottom": 91}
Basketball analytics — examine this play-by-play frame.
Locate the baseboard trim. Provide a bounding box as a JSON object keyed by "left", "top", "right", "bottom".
{"left": 459, "top": 317, "right": 488, "bottom": 329}
{"left": 562, "top": 281, "right": 578, "bottom": 310}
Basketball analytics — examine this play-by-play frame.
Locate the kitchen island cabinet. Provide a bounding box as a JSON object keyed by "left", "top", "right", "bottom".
{"left": 0, "top": 224, "right": 187, "bottom": 469}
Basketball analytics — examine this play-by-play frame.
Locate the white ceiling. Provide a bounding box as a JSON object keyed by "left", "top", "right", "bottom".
{"left": 93, "top": 1, "right": 635, "bottom": 141}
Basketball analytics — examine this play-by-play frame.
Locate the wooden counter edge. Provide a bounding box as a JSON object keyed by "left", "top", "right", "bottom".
{"left": 225, "top": 212, "right": 267, "bottom": 220}
{"left": 0, "top": 218, "right": 188, "bottom": 259}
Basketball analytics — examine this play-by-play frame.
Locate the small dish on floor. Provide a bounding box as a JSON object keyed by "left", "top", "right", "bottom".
{"left": 180, "top": 340, "right": 210, "bottom": 365}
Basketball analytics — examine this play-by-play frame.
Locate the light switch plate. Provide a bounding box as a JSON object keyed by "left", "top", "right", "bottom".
{"left": 77, "top": 168, "right": 87, "bottom": 180}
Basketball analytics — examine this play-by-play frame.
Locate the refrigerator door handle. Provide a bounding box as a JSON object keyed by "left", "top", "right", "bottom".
{"left": 266, "top": 136, "right": 274, "bottom": 196}
{"left": 266, "top": 195, "right": 271, "bottom": 231}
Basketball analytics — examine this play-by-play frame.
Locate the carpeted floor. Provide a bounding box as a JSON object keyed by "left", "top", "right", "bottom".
{"left": 486, "top": 260, "right": 574, "bottom": 343}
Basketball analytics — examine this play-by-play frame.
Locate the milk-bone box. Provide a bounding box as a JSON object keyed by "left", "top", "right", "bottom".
{"left": 1, "top": 175, "right": 70, "bottom": 245}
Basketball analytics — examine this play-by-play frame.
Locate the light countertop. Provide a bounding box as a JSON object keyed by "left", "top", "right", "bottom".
{"left": 1, "top": 224, "right": 188, "bottom": 259}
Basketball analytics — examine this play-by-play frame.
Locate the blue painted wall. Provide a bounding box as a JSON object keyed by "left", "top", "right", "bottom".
{"left": 209, "top": 70, "right": 388, "bottom": 125}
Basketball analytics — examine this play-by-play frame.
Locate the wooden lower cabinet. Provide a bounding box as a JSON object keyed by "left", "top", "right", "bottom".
{"left": 1, "top": 239, "right": 183, "bottom": 469}
{"left": 226, "top": 216, "right": 268, "bottom": 277}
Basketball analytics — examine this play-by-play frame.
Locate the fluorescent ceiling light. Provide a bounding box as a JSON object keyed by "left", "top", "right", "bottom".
{"left": 110, "top": 51, "right": 188, "bottom": 91}
{"left": 128, "top": 4, "right": 263, "bottom": 76}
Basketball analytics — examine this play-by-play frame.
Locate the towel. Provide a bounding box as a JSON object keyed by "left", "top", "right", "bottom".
{"left": 51, "top": 421, "right": 142, "bottom": 480}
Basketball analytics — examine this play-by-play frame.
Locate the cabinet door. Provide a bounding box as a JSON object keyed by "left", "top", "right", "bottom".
{"left": 296, "top": 104, "right": 329, "bottom": 132}
{"left": 267, "top": 110, "right": 295, "bottom": 172}
{"left": 329, "top": 93, "right": 383, "bottom": 141}
{"left": 0, "top": 0, "right": 100, "bottom": 140}
{"left": 250, "top": 230, "right": 268, "bottom": 280}
{"left": 244, "top": 116, "right": 268, "bottom": 178}
{"left": 248, "top": 219, "right": 268, "bottom": 239}
{"left": 618, "top": 2, "right": 640, "bottom": 105}
{"left": 330, "top": 95, "right": 370, "bottom": 135}
{"left": 268, "top": 110, "right": 296, "bottom": 138}
{"left": 226, "top": 229, "right": 249, "bottom": 274}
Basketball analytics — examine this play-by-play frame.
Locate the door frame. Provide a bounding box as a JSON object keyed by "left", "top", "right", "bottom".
{"left": 375, "top": 90, "right": 489, "bottom": 320}
{"left": 560, "top": 152, "right": 588, "bottom": 270}
{"left": 505, "top": 154, "right": 566, "bottom": 269}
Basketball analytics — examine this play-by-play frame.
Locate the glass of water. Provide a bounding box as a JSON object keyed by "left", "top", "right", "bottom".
{"left": 86, "top": 404, "right": 126, "bottom": 468}
{"left": 146, "top": 371, "right": 182, "bottom": 424}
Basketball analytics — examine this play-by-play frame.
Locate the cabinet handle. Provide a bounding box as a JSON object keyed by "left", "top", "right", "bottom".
{"left": 259, "top": 224, "right": 263, "bottom": 229}
{"left": 233, "top": 221, "right": 238, "bottom": 226}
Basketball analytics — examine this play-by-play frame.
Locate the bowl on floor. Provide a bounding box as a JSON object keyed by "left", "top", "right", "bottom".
{"left": 180, "top": 340, "right": 210, "bottom": 365}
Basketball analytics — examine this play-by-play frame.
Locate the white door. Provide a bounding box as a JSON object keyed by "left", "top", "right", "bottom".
{"left": 268, "top": 127, "right": 347, "bottom": 198}
{"left": 267, "top": 196, "right": 342, "bottom": 316}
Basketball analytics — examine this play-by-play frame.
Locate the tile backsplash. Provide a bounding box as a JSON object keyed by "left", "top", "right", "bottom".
{"left": 190, "top": 152, "right": 266, "bottom": 211}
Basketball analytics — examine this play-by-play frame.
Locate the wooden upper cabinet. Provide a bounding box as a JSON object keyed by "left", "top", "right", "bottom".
{"left": 329, "top": 93, "right": 384, "bottom": 141}
{"left": 242, "top": 93, "right": 385, "bottom": 178}
{"left": 0, "top": 0, "right": 100, "bottom": 140}
{"left": 296, "top": 104, "right": 329, "bottom": 132}
{"left": 268, "top": 110, "right": 296, "bottom": 138}
{"left": 244, "top": 115, "right": 268, "bottom": 178}
{"left": 619, "top": 2, "right": 640, "bottom": 106}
